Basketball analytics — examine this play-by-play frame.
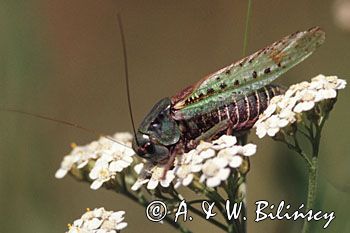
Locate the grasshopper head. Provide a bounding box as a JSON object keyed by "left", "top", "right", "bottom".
{"left": 132, "top": 133, "right": 170, "bottom": 164}
{"left": 132, "top": 98, "right": 181, "bottom": 163}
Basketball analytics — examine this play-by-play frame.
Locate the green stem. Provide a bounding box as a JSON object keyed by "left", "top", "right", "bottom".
{"left": 226, "top": 175, "right": 241, "bottom": 233}
{"left": 301, "top": 117, "right": 325, "bottom": 233}
{"left": 226, "top": 134, "right": 249, "bottom": 233}
{"left": 301, "top": 157, "right": 318, "bottom": 233}
{"left": 239, "top": 178, "right": 247, "bottom": 233}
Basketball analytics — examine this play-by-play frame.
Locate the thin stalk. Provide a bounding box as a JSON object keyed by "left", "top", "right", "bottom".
{"left": 293, "top": 134, "right": 312, "bottom": 167}
{"left": 298, "top": 128, "right": 313, "bottom": 141}
{"left": 242, "top": 0, "right": 253, "bottom": 56}
{"left": 301, "top": 157, "right": 318, "bottom": 233}
{"left": 301, "top": 117, "right": 325, "bottom": 233}
{"left": 226, "top": 134, "right": 249, "bottom": 233}
{"left": 238, "top": 178, "right": 247, "bottom": 233}
{"left": 226, "top": 174, "right": 241, "bottom": 233}
{"left": 274, "top": 137, "right": 312, "bottom": 167}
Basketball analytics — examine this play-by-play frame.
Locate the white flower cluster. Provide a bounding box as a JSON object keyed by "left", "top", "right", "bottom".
{"left": 55, "top": 132, "right": 135, "bottom": 190}
{"left": 67, "top": 207, "right": 127, "bottom": 233}
{"left": 131, "top": 135, "right": 257, "bottom": 190}
{"left": 254, "top": 74, "right": 346, "bottom": 138}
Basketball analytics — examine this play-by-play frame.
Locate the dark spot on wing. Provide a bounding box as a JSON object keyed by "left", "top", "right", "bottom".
{"left": 234, "top": 80, "right": 240, "bottom": 86}
{"left": 207, "top": 88, "right": 214, "bottom": 95}
{"left": 220, "top": 82, "right": 227, "bottom": 89}
{"left": 264, "top": 68, "right": 271, "bottom": 74}
{"left": 252, "top": 71, "right": 257, "bottom": 79}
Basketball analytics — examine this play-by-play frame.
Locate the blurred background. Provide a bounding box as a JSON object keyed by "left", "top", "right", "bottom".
{"left": 0, "top": 0, "right": 349, "bottom": 232}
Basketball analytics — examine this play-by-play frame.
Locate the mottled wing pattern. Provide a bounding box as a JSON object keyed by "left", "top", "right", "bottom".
{"left": 172, "top": 27, "right": 325, "bottom": 119}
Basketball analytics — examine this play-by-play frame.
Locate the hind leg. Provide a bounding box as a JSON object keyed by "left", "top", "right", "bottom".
{"left": 192, "top": 119, "right": 229, "bottom": 145}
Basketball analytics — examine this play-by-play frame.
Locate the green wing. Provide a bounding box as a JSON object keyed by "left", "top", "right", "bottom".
{"left": 172, "top": 27, "right": 325, "bottom": 119}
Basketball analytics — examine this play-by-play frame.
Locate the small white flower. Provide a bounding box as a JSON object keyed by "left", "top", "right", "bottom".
{"left": 240, "top": 143, "right": 257, "bottom": 156}
{"left": 173, "top": 150, "right": 204, "bottom": 188}
{"left": 217, "top": 148, "right": 243, "bottom": 168}
{"left": 254, "top": 74, "right": 346, "bottom": 138}
{"left": 89, "top": 159, "right": 115, "bottom": 190}
{"left": 199, "top": 148, "right": 216, "bottom": 159}
{"left": 195, "top": 141, "right": 214, "bottom": 151}
{"left": 55, "top": 143, "right": 98, "bottom": 179}
{"left": 56, "top": 132, "right": 135, "bottom": 182}
{"left": 147, "top": 166, "right": 175, "bottom": 190}
{"left": 55, "top": 155, "right": 78, "bottom": 179}
{"left": 229, "top": 156, "right": 244, "bottom": 168}
{"left": 293, "top": 101, "right": 314, "bottom": 113}
{"left": 131, "top": 162, "right": 175, "bottom": 190}
{"left": 99, "top": 146, "right": 134, "bottom": 173}
{"left": 212, "top": 135, "right": 237, "bottom": 150}
{"left": 293, "top": 89, "right": 317, "bottom": 113}
{"left": 200, "top": 157, "right": 230, "bottom": 187}
{"left": 66, "top": 208, "right": 127, "bottom": 233}
{"left": 315, "top": 89, "right": 337, "bottom": 101}
{"left": 85, "top": 217, "right": 103, "bottom": 230}
{"left": 216, "top": 143, "right": 256, "bottom": 168}
{"left": 263, "top": 102, "right": 278, "bottom": 117}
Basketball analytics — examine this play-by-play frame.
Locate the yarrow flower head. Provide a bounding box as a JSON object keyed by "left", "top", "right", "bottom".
{"left": 66, "top": 207, "right": 127, "bottom": 233}
{"left": 55, "top": 142, "right": 99, "bottom": 179}
{"left": 254, "top": 74, "right": 346, "bottom": 138}
{"left": 131, "top": 135, "right": 257, "bottom": 190}
{"left": 55, "top": 132, "right": 135, "bottom": 190}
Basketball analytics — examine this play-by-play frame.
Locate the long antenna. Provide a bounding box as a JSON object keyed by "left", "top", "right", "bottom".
{"left": 117, "top": 13, "right": 139, "bottom": 145}
{"left": 0, "top": 107, "right": 130, "bottom": 148}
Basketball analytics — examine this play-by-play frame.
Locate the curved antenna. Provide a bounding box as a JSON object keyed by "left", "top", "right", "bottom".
{"left": 117, "top": 13, "right": 139, "bottom": 146}
{"left": 0, "top": 107, "right": 131, "bottom": 149}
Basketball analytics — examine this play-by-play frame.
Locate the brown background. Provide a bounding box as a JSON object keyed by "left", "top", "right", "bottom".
{"left": 0, "top": 0, "right": 349, "bottom": 232}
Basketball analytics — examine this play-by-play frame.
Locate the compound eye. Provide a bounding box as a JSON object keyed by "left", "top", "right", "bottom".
{"left": 145, "top": 142, "right": 155, "bottom": 154}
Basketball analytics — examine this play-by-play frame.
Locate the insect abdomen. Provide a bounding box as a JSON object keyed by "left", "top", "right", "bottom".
{"left": 233, "top": 84, "right": 284, "bottom": 131}
{"left": 178, "top": 84, "right": 284, "bottom": 141}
